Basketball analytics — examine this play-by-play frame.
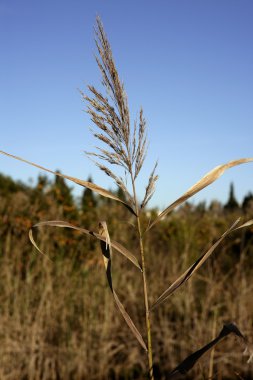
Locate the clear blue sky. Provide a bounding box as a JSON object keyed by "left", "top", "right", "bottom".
{"left": 0, "top": 0, "right": 253, "bottom": 209}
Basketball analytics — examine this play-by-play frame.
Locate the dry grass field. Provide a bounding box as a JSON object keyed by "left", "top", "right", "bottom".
{"left": 0, "top": 172, "right": 253, "bottom": 379}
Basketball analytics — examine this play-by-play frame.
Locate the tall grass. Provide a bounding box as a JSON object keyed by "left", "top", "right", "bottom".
{"left": 0, "top": 186, "right": 253, "bottom": 379}
{"left": 1, "top": 16, "right": 253, "bottom": 379}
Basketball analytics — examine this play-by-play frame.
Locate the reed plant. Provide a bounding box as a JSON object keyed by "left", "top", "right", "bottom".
{"left": 1, "top": 17, "right": 253, "bottom": 379}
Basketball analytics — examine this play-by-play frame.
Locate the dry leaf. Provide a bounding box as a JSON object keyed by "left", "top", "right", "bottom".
{"left": 151, "top": 218, "right": 253, "bottom": 310}
{"left": 0, "top": 150, "right": 136, "bottom": 215}
{"left": 98, "top": 221, "right": 147, "bottom": 351}
{"left": 147, "top": 158, "right": 253, "bottom": 231}
{"left": 29, "top": 220, "right": 141, "bottom": 270}
{"left": 167, "top": 323, "right": 247, "bottom": 379}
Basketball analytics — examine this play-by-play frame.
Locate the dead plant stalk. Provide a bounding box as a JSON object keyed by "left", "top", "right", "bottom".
{"left": 130, "top": 170, "right": 154, "bottom": 380}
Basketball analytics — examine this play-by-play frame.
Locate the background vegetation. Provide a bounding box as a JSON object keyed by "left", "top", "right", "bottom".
{"left": 0, "top": 172, "right": 253, "bottom": 380}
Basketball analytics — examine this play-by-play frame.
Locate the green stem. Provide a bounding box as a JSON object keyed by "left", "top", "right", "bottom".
{"left": 130, "top": 172, "right": 154, "bottom": 380}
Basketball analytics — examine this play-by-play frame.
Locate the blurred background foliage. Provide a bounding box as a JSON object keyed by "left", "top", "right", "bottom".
{"left": 0, "top": 172, "right": 253, "bottom": 379}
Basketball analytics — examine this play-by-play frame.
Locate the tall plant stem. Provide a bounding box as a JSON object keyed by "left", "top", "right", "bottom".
{"left": 130, "top": 172, "right": 154, "bottom": 380}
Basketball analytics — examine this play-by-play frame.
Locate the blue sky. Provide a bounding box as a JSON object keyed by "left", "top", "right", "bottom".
{"left": 0, "top": 0, "right": 252, "bottom": 209}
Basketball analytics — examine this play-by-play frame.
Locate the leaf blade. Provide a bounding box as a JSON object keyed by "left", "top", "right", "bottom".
{"left": 167, "top": 323, "right": 247, "bottom": 379}
{"left": 0, "top": 150, "right": 136, "bottom": 215}
{"left": 29, "top": 220, "right": 141, "bottom": 270}
{"left": 151, "top": 218, "right": 253, "bottom": 310}
{"left": 98, "top": 221, "right": 147, "bottom": 351}
{"left": 147, "top": 158, "right": 253, "bottom": 231}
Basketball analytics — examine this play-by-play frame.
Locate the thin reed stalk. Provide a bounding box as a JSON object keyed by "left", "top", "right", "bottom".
{"left": 130, "top": 170, "right": 154, "bottom": 380}
{"left": 138, "top": 224, "right": 154, "bottom": 380}
{"left": 81, "top": 17, "right": 158, "bottom": 378}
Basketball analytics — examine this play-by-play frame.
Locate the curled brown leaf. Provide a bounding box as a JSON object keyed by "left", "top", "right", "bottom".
{"left": 29, "top": 220, "right": 141, "bottom": 270}
{"left": 147, "top": 158, "right": 253, "bottom": 231}
{"left": 98, "top": 221, "right": 147, "bottom": 351}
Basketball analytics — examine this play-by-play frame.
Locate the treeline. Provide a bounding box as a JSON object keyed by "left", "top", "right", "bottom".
{"left": 1, "top": 171, "right": 253, "bottom": 217}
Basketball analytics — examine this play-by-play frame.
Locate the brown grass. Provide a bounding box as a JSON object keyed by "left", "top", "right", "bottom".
{"left": 0, "top": 195, "right": 253, "bottom": 379}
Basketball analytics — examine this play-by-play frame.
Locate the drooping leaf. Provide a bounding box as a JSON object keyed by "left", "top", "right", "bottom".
{"left": 98, "top": 221, "right": 147, "bottom": 351}
{"left": 28, "top": 229, "right": 52, "bottom": 261}
{"left": 151, "top": 218, "right": 253, "bottom": 310}
{"left": 0, "top": 150, "right": 136, "bottom": 215}
{"left": 147, "top": 158, "right": 253, "bottom": 231}
{"left": 29, "top": 220, "right": 141, "bottom": 270}
{"left": 167, "top": 323, "right": 247, "bottom": 379}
